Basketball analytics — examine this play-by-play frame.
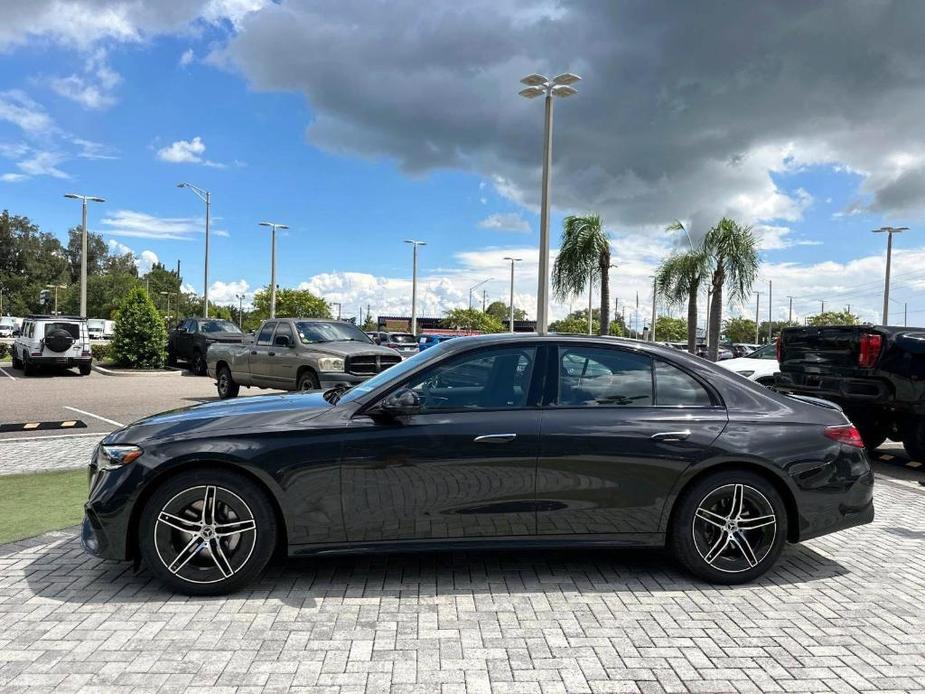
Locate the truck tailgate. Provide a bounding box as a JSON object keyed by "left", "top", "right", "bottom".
{"left": 780, "top": 326, "right": 869, "bottom": 371}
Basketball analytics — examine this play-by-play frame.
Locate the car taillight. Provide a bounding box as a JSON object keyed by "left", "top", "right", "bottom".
{"left": 775, "top": 335, "right": 782, "bottom": 362}
{"left": 858, "top": 333, "right": 882, "bottom": 368}
{"left": 824, "top": 424, "right": 865, "bottom": 448}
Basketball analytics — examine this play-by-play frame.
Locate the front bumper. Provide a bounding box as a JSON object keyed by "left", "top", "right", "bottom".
{"left": 319, "top": 372, "right": 369, "bottom": 387}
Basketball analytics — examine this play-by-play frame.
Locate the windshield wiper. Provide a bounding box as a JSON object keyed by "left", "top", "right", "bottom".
{"left": 323, "top": 383, "right": 354, "bottom": 404}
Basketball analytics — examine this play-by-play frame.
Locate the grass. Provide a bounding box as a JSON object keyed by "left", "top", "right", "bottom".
{"left": 0, "top": 469, "right": 87, "bottom": 544}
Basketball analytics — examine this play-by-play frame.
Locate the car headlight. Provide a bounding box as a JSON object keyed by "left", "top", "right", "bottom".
{"left": 317, "top": 357, "right": 345, "bottom": 372}
{"left": 736, "top": 370, "right": 755, "bottom": 378}
{"left": 98, "top": 445, "right": 143, "bottom": 471}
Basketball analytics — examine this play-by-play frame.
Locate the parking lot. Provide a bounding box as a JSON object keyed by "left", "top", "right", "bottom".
{"left": 0, "top": 366, "right": 923, "bottom": 692}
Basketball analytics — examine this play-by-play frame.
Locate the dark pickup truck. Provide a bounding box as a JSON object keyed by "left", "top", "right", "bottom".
{"left": 775, "top": 324, "right": 925, "bottom": 455}
{"left": 167, "top": 317, "right": 246, "bottom": 375}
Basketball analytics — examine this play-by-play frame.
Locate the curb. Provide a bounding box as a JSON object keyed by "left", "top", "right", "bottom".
{"left": 91, "top": 363, "right": 184, "bottom": 377}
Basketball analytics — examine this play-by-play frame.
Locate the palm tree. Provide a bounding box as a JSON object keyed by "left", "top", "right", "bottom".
{"left": 552, "top": 214, "right": 612, "bottom": 335}
{"left": 704, "top": 218, "right": 759, "bottom": 360}
{"left": 655, "top": 246, "right": 710, "bottom": 355}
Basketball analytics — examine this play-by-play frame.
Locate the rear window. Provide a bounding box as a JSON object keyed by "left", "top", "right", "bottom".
{"left": 44, "top": 322, "right": 79, "bottom": 339}
{"left": 388, "top": 333, "right": 417, "bottom": 343}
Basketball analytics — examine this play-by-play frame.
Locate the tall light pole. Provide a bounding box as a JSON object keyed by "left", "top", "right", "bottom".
{"left": 469, "top": 278, "right": 492, "bottom": 310}
{"left": 160, "top": 291, "right": 172, "bottom": 324}
{"left": 650, "top": 275, "right": 657, "bottom": 341}
{"left": 404, "top": 240, "right": 426, "bottom": 335}
{"left": 258, "top": 222, "right": 289, "bottom": 318}
{"left": 787, "top": 295, "right": 794, "bottom": 324}
{"left": 503, "top": 257, "right": 523, "bottom": 332}
{"left": 46, "top": 284, "right": 67, "bottom": 316}
{"left": 872, "top": 226, "right": 909, "bottom": 324}
{"left": 518, "top": 71, "right": 581, "bottom": 335}
{"left": 754, "top": 291, "right": 762, "bottom": 344}
{"left": 236, "top": 293, "right": 245, "bottom": 329}
{"left": 767, "top": 280, "right": 773, "bottom": 342}
{"left": 177, "top": 183, "right": 211, "bottom": 317}
{"left": 63, "top": 193, "right": 105, "bottom": 317}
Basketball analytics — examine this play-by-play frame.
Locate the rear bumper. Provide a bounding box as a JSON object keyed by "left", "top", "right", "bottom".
{"left": 28, "top": 355, "right": 91, "bottom": 367}
{"left": 775, "top": 372, "right": 890, "bottom": 403}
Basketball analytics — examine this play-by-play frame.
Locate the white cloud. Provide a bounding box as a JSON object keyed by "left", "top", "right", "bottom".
{"left": 0, "top": 90, "right": 56, "bottom": 134}
{"left": 478, "top": 213, "right": 531, "bottom": 233}
{"left": 100, "top": 209, "right": 217, "bottom": 241}
{"left": 209, "top": 279, "right": 251, "bottom": 304}
{"left": 47, "top": 48, "right": 122, "bottom": 109}
{"left": 15, "top": 150, "right": 69, "bottom": 179}
{"left": 754, "top": 224, "right": 823, "bottom": 251}
{"left": 156, "top": 136, "right": 225, "bottom": 168}
{"left": 106, "top": 239, "right": 159, "bottom": 275}
{"left": 179, "top": 48, "right": 195, "bottom": 67}
{"left": 0, "top": 172, "right": 27, "bottom": 182}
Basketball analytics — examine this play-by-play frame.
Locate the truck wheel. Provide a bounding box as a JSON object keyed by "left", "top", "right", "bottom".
{"left": 22, "top": 355, "right": 35, "bottom": 376}
{"left": 216, "top": 365, "right": 240, "bottom": 399}
{"left": 167, "top": 349, "right": 178, "bottom": 367}
{"left": 297, "top": 370, "right": 319, "bottom": 392}
{"left": 191, "top": 350, "right": 207, "bottom": 376}
{"left": 78, "top": 362, "right": 92, "bottom": 376}
{"left": 903, "top": 421, "right": 925, "bottom": 462}
{"left": 11, "top": 349, "right": 22, "bottom": 370}
{"left": 852, "top": 418, "right": 888, "bottom": 451}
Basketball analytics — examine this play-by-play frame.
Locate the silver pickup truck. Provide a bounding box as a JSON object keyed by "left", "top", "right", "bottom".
{"left": 206, "top": 317, "right": 403, "bottom": 399}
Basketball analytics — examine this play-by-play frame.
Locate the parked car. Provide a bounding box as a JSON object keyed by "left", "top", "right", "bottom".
{"left": 775, "top": 324, "right": 925, "bottom": 453}
{"left": 168, "top": 318, "right": 245, "bottom": 375}
{"left": 376, "top": 331, "right": 419, "bottom": 359}
{"left": 12, "top": 314, "right": 91, "bottom": 376}
{"left": 731, "top": 343, "right": 758, "bottom": 358}
{"left": 83, "top": 333, "right": 873, "bottom": 595}
{"left": 696, "top": 344, "right": 733, "bottom": 361}
{"left": 207, "top": 318, "right": 402, "bottom": 398}
{"left": 418, "top": 334, "right": 456, "bottom": 351}
{"left": 716, "top": 343, "right": 779, "bottom": 385}
{"left": 86, "top": 318, "right": 106, "bottom": 340}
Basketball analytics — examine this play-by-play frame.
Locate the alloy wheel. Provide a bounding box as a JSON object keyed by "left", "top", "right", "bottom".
{"left": 691, "top": 483, "right": 777, "bottom": 573}
{"left": 153, "top": 485, "right": 257, "bottom": 584}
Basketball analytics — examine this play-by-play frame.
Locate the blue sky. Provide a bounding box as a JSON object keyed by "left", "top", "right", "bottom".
{"left": 2, "top": 2, "right": 925, "bottom": 327}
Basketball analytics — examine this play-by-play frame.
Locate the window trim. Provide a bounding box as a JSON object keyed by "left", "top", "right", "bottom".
{"left": 272, "top": 320, "right": 293, "bottom": 342}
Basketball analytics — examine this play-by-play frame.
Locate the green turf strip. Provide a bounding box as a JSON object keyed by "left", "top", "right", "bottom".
{"left": 0, "top": 469, "right": 87, "bottom": 544}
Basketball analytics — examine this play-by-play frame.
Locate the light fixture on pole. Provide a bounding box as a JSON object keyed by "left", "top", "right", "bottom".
{"left": 404, "top": 240, "right": 426, "bottom": 335}
{"left": 46, "top": 284, "right": 67, "bottom": 316}
{"left": 258, "top": 222, "right": 289, "bottom": 319}
{"left": 63, "top": 193, "right": 105, "bottom": 318}
{"left": 469, "top": 278, "right": 492, "bottom": 310}
{"left": 519, "top": 71, "right": 581, "bottom": 336}
{"left": 503, "top": 257, "right": 523, "bottom": 332}
{"left": 177, "top": 183, "right": 211, "bottom": 317}
{"left": 872, "top": 226, "right": 910, "bottom": 324}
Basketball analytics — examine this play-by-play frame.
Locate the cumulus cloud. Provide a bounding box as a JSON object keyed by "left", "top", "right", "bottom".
{"left": 156, "top": 136, "right": 225, "bottom": 167}
{"left": 478, "top": 213, "right": 531, "bottom": 233}
{"left": 100, "top": 209, "right": 226, "bottom": 241}
{"left": 209, "top": 279, "right": 250, "bottom": 304}
{"left": 106, "top": 239, "right": 159, "bottom": 274}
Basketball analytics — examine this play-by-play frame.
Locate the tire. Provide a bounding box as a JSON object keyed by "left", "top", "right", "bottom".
{"left": 78, "top": 362, "right": 92, "bottom": 376}
{"left": 190, "top": 350, "right": 207, "bottom": 376}
{"left": 44, "top": 328, "right": 74, "bottom": 353}
{"left": 852, "top": 417, "right": 888, "bottom": 451}
{"left": 11, "top": 348, "right": 22, "bottom": 370}
{"left": 216, "top": 365, "right": 240, "bottom": 399}
{"left": 138, "top": 469, "right": 277, "bottom": 596}
{"left": 297, "top": 369, "right": 320, "bottom": 392}
{"left": 903, "top": 420, "right": 925, "bottom": 462}
{"left": 22, "top": 354, "right": 35, "bottom": 376}
{"left": 167, "top": 349, "right": 178, "bottom": 367}
{"left": 671, "top": 470, "right": 787, "bottom": 584}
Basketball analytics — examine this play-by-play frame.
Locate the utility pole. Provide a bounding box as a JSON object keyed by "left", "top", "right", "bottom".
{"left": 650, "top": 275, "right": 657, "bottom": 341}
{"left": 177, "top": 183, "right": 212, "bottom": 317}
{"left": 403, "top": 240, "right": 426, "bottom": 335}
{"left": 821, "top": 299, "right": 825, "bottom": 314}
{"left": 768, "top": 280, "right": 772, "bottom": 342}
{"left": 47, "top": 284, "right": 66, "bottom": 316}
{"left": 63, "top": 193, "right": 105, "bottom": 318}
{"left": 872, "top": 226, "right": 910, "bottom": 324}
{"left": 482, "top": 289, "right": 487, "bottom": 313}
{"left": 587, "top": 273, "right": 594, "bottom": 335}
{"left": 787, "top": 296, "right": 793, "bottom": 324}
{"left": 905, "top": 302, "right": 908, "bottom": 327}
{"left": 503, "top": 257, "right": 522, "bottom": 333}
{"left": 754, "top": 291, "right": 762, "bottom": 344}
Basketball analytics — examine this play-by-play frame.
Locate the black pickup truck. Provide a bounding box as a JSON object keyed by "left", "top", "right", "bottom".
{"left": 775, "top": 324, "right": 925, "bottom": 455}
{"left": 167, "top": 317, "right": 245, "bottom": 375}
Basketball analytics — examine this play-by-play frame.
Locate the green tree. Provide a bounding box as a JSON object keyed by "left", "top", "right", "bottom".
{"left": 756, "top": 320, "right": 799, "bottom": 342}
{"left": 808, "top": 311, "right": 858, "bottom": 326}
{"left": 550, "top": 315, "right": 600, "bottom": 334}
{"left": 655, "top": 316, "right": 687, "bottom": 341}
{"left": 552, "top": 214, "right": 612, "bottom": 335}
{"left": 656, "top": 222, "right": 711, "bottom": 354}
{"left": 252, "top": 287, "right": 330, "bottom": 320}
{"left": 705, "top": 218, "right": 760, "bottom": 360}
{"left": 442, "top": 308, "right": 503, "bottom": 333}
{"left": 0, "top": 211, "right": 69, "bottom": 315}
{"left": 723, "top": 316, "right": 758, "bottom": 343}
{"left": 65, "top": 227, "right": 108, "bottom": 284}
{"left": 361, "top": 314, "right": 376, "bottom": 331}
{"left": 485, "top": 300, "right": 526, "bottom": 323}
{"left": 111, "top": 285, "right": 168, "bottom": 368}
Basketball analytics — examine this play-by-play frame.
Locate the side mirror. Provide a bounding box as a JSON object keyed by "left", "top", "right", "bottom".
{"left": 176, "top": 326, "right": 187, "bottom": 333}
{"left": 274, "top": 335, "right": 291, "bottom": 347}
{"left": 376, "top": 388, "right": 421, "bottom": 417}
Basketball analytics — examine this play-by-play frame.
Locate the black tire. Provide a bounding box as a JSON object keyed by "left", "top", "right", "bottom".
{"left": 138, "top": 469, "right": 277, "bottom": 596}
{"left": 44, "top": 328, "right": 74, "bottom": 353}
{"left": 22, "top": 354, "right": 35, "bottom": 376}
{"left": 297, "top": 369, "right": 320, "bottom": 392}
{"left": 671, "top": 470, "right": 787, "bottom": 584}
{"left": 852, "top": 418, "right": 888, "bottom": 451}
{"left": 190, "top": 350, "right": 207, "bottom": 376}
{"left": 903, "top": 420, "right": 925, "bottom": 462}
{"left": 216, "top": 365, "right": 240, "bottom": 399}
{"left": 11, "top": 348, "right": 22, "bottom": 370}
{"left": 78, "top": 362, "right": 92, "bottom": 376}
{"left": 167, "top": 348, "right": 178, "bottom": 367}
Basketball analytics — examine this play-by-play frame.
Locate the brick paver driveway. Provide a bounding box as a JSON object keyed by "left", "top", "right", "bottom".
{"left": 1, "top": 462, "right": 924, "bottom": 692}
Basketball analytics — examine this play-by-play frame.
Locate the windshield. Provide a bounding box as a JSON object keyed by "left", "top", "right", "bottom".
{"left": 200, "top": 320, "right": 242, "bottom": 334}
{"left": 750, "top": 344, "right": 777, "bottom": 360}
{"left": 338, "top": 340, "right": 452, "bottom": 403}
{"left": 296, "top": 321, "right": 372, "bottom": 344}
{"left": 387, "top": 333, "right": 417, "bottom": 343}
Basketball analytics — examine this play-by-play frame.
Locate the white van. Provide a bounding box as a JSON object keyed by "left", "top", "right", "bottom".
{"left": 87, "top": 318, "right": 106, "bottom": 340}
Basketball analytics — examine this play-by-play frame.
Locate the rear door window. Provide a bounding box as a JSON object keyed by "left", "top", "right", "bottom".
{"left": 44, "top": 322, "right": 79, "bottom": 339}
{"left": 654, "top": 360, "right": 714, "bottom": 407}
{"left": 556, "top": 346, "right": 654, "bottom": 407}
{"left": 273, "top": 321, "right": 293, "bottom": 344}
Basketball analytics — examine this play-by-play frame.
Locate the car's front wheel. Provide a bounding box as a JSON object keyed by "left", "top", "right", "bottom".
{"left": 139, "top": 470, "right": 277, "bottom": 595}
{"left": 671, "top": 470, "right": 786, "bottom": 584}
{"left": 11, "top": 348, "right": 22, "bottom": 370}
{"left": 297, "top": 369, "right": 320, "bottom": 392}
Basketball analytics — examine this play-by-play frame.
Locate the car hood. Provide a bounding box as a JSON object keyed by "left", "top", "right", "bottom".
{"left": 302, "top": 340, "right": 397, "bottom": 357}
{"left": 104, "top": 391, "right": 336, "bottom": 444}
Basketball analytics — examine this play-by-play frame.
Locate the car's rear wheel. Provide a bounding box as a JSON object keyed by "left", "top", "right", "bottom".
{"left": 22, "top": 354, "right": 35, "bottom": 376}
{"left": 671, "top": 470, "right": 787, "bottom": 584}
{"left": 190, "top": 350, "right": 207, "bottom": 376}
{"left": 11, "top": 349, "right": 22, "bottom": 370}
{"left": 139, "top": 469, "right": 276, "bottom": 595}
{"left": 297, "top": 369, "right": 319, "bottom": 392}
{"left": 78, "top": 362, "right": 91, "bottom": 376}
{"left": 216, "top": 365, "right": 240, "bottom": 399}
{"left": 852, "top": 417, "right": 888, "bottom": 451}
{"left": 902, "top": 420, "right": 925, "bottom": 461}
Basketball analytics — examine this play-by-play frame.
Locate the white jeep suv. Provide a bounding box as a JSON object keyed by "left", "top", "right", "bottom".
{"left": 12, "top": 315, "right": 92, "bottom": 376}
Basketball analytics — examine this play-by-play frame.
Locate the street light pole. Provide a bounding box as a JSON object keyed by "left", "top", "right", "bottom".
{"left": 468, "top": 278, "right": 492, "bottom": 310}
{"left": 872, "top": 226, "right": 910, "bottom": 324}
{"left": 787, "top": 296, "right": 794, "bottom": 324}
{"left": 258, "top": 222, "right": 289, "bottom": 318}
{"left": 519, "top": 72, "right": 581, "bottom": 335}
{"left": 236, "top": 293, "right": 245, "bottom": 329}
{"left": 650, "top": 275, "right": 657, "bottom": 341}
{"left": 47, "top": 284, "right": 66, "bottom": 316}
{"left": 503, "top": 257, "right": 523, "bottom": 333}
{"left": 754, "top": 292, "right": 762, "bottom": 344}
{"left": 768, "top": 280, "right": 773, "bottom": 342}
{"left": 177, "top": 183, "right": 212, "bottom": 317}
{"left": 404, "top": 240, "right": 426, "bottom": 335}
{"left": 332, "top": 302, "right": 342, "bottom": 320}
{"left": 64, "top": 193, "right": 105, "bottom": 317}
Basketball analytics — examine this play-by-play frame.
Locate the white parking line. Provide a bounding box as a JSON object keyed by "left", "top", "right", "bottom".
{"left": 63, "top": 406, "right": 124, "bottom": 428}
{"left": 0, "top": 367, "right": 15, "bottom": 381}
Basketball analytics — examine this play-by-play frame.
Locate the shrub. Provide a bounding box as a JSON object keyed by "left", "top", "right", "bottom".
{"left": 90, "top": 342, "right": 111, "bottom": 363}
{"left": 111, "top": 286, "right": 167, "bottom": 368}
{"left": 0, "top": 343, "right": 8, "bottom": 361}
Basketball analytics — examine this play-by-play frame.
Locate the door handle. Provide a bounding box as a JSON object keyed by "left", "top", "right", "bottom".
{"left": 474, "top": 433, "right": 517, "bottom": 444}
{"left": 650, "top": 430, "right": 691, "bottom": 442}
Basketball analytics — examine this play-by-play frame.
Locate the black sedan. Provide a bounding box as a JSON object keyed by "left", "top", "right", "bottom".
{"left": 82, "top": 334, "right": 874, "bottom": 595}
